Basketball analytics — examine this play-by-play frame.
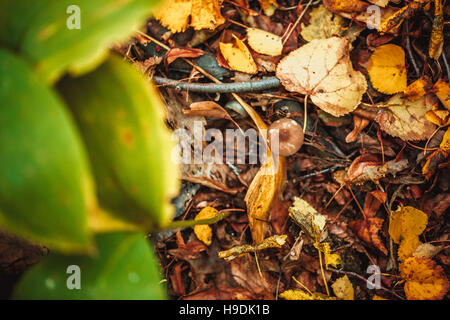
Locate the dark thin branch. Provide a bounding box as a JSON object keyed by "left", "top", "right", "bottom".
{"left": 153, "top": 76, "right": 281, "bottom": 93}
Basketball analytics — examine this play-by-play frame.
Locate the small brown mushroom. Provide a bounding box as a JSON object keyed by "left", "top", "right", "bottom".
{"left": 268, "top": 118, "right": 304, "bottom": 157}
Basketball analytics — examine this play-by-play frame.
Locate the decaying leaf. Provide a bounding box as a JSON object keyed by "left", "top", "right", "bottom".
{"left": 400, "top": 257, "right": 449, "bottom": 300}
{"left": 375, "top": 94, "right": 437, "bottom": 141}
{"left": 183, "top": 101, "right": 232, "bottom": 120}
{"left": 247, "top": 28, "right": 283, "bottom": 56}
{"left": 440, "top": 127, "right": 450, "bottom": 152}
{"left": 426, "top": 109, "right": 450, "bottom": 127}
{"left": 367, "top": 44, "right": 407, "bottom": 94}
{"left": 280, "top": 289, "right": 336, "bottom": 300}
{"left": 322, "top": 0, "right": 368, "bottom": 13}
{"left": 219, "top": 35, "right": 258, "bottom": 74}
{"left": 218, "top": 235, "right": 287, "bottom": 261}
{"left": 154, "top": 0, "right": 225, "bottom": 33}
{"left": 300, "top": 5, "right": 363, "bottom": 45}
{"left": 165, "top": 48, "right": 204, "bottom": 69}
{"left": 276, "top": 37, "right": 367, "bottom": 117}
{"left": 433, "top": 79, "right": 450, "bottom": 110}
{"left": 194, "top": 206, "right": 219, "bottom": 245}
{"left": 428, "top": 0, "right": 444, "bottom": 60}
{"left": 346, "top": 154, "right": 409, "bottom": 185}
{"left": 389, "top": 206, "right": 428, "bottom": 260}
{"left": 403, "top": 76, "right": 433, "bottom": 101}
{"left": 349, "top": 217, "right": 388, "bottom": 255}
{"left": 289, "top": 197, "right": 326, "bottom": 242}
{"left": 332, "top": 275, "right": 354, "bottom": 300}
{"left": 413, "top": 243, "right": 443, "bottom": 259}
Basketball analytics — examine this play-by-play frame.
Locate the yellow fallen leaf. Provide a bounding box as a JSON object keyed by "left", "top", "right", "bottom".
{"left": 258, "top": 0, "right": 278, "bottom": 16}
{"left": 289, "top": 197, "right": 326, "bottom": 242}
{"left": 404, "top": 76, "right": 432, "bottom": 101}
{"left": 367, "top": 44, "right": 407, "bottom": 94}
{"left": 375, "top": 94, "right": 437, "bottom": 141}
{"left": 276, "top": 37, "right": 367, "bottom": 117}
{"left": 247, "top": 28, "right": 282, "bottom": 56}
{"left": 389, "top": 206, "right": 428, "bottom": 261}
{"left": 426, "top": 109, "right": 450, "bottom": 127}
{"left": 315, "top": 242, "right": 342, "bottom": 268}
{"left": 432, "top": 79, "right": 450, "bottom": 110}
{"left": 219, "top": 35, "right": 258, "bottom": 74}
{"left": 332, "top": 275, "right": 354, "bottom": 300}
{"left": 217, "top": 235, "right": 287, "bottom": 260}
{"left": 389, "top": 206, "right": 428, "bottom": 244}
{"left": 280, "top": 289, "right": 335, "bottom": 300}
{"left": 194, "top": 206, "right": 219, "bottom": 245}
{"left": 373, "top": 295, "right": 388, "bottom": 300}
{"left": 440, "top": 127, "right": 450, "bottom": 152}
{"left": 300, "top": 5, "right": 363, "bottom": 45}
{"left": 400, "top": 257, "right": 449, "bottom": 300}
{"left": 154, "top": 0, "right": 225, "bottom": 33}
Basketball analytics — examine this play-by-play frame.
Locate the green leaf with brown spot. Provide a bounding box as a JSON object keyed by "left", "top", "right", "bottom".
{"left": 0, "top": 49, "right": 95, "bottom": 253}
{"left": 58, "top": 55, "right": 179, "bottom": 230}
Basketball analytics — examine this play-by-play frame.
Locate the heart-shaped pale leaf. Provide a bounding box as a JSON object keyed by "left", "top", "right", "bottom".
{"left": 276, "top": 37, "right": 367, "bottom": 117}
{"left": 1, "top": 0, "right": 159, "bottom": 84}
{"left": 58, "top": 55, "right": 180, "bottom": 230}
{"left": 0, "top": 49, "right": 94, "bottom": 253}
{"left": 13, "top": 232, "right": 166, "bottom": 299}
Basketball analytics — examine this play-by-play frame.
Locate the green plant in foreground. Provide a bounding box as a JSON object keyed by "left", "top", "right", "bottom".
{"left": 0, "top": 0, "right": 180, "bottom": 299}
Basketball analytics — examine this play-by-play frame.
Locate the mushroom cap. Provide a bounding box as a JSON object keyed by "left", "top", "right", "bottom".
{"left": 268, "top": 118, "right": 304, "bottom": 157}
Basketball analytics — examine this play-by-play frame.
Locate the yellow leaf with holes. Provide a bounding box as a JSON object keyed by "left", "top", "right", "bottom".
{"left": 389, "top": 206, "right": 428, "bottom": 244}
{"left": 194, "top": 206, "right": 219, "bottom": 245}
{"left": 154, "top": 0, "right": 225, "bottom": 33}
{"left": 400, "top": 257, "right": 449, "bottom": 300}
{"left": 280, "top": 290, "right": 336, "bottom": 300}
{"left": 433, "top": 79, "right": 450, "bottom": 110}
{"left": 220, "top": 35, "right": 258, "bottom": 74}
{"left": 367, "top": 44, "right": 407, "bottom": 94}
{"left": 332, "top": 275, "right": 354, "bottom": 300}
{"left": 247, "top": 28, "right": 283, "bottom": 56}
{"left": 375, "top": 94, "right": 437, "bottom": 141}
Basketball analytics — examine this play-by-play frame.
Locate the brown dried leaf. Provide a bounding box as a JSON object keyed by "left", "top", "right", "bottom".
{"left": 349, "top": 217, "right": 388, "bottom": 254}
{"left": 183, "top": 101, "right": 232, "bottom": 120}
{"left": 276, "top": 37, "right": 367, "bottom": 117}
{"left": 375, "top": 94, "right": 437, "bottom": 141}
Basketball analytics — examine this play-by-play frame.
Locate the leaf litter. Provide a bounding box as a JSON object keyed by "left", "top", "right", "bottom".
{"left": 109, "top": 0, "right": 450, "bottom": 301}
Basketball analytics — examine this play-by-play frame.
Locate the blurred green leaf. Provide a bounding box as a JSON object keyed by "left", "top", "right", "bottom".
{"left": 13, "top": 232, "right": 166, "bottom": 299}
{"left": 1, "top": 0, "right": 159, "bottom": 84}
{"left": 58, "top": 55, "right": 179, "bottom": 230}
{"left": 0, "top": 49, "right": 95, "bottom": 253}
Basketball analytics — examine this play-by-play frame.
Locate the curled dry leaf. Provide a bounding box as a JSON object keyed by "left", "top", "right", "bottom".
{"left": 154, "top": 0, "right": 225, "bottom": 33}
{"left": 345, "top": 115, "right": 370, "bottom": 143}
{"left": 247, "top": 28, "right": 283, "bottom": 57}
{"left": 400, "top": 257, "right": 449, "bottom": 300}
{"left": 164, "top": 48, "right": 204, "bottom": 69}
{"left": 217, "top": 235, "right": 287, "bottom": 261}
{"left": 183, "top": 101, "right": 232, "bottom": 120}
{"left": 367, "top": 44, "right": 407, "bottom": 94}
{"left": 289, "top": 197, "right": 326, "bottom": 242}
{"left": 219, "top": 35, "right": 258, "bottom": 74}
{"left": 375, "top": 94, "right": 437, "bottom": 141}
{"left": 276, "top": 37, "right": 367, "bottom": 117}
{"left": 332, "top": 275, "right": 354, "bottom": 300}
{"left": 300, "top": 5, "right": 363, "bottom": 45}
{"left": 349, "top": 217, "right": 388, "bottom": 255}
{"left": 194, "top": 206, "right": 219, "bottom": 246}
